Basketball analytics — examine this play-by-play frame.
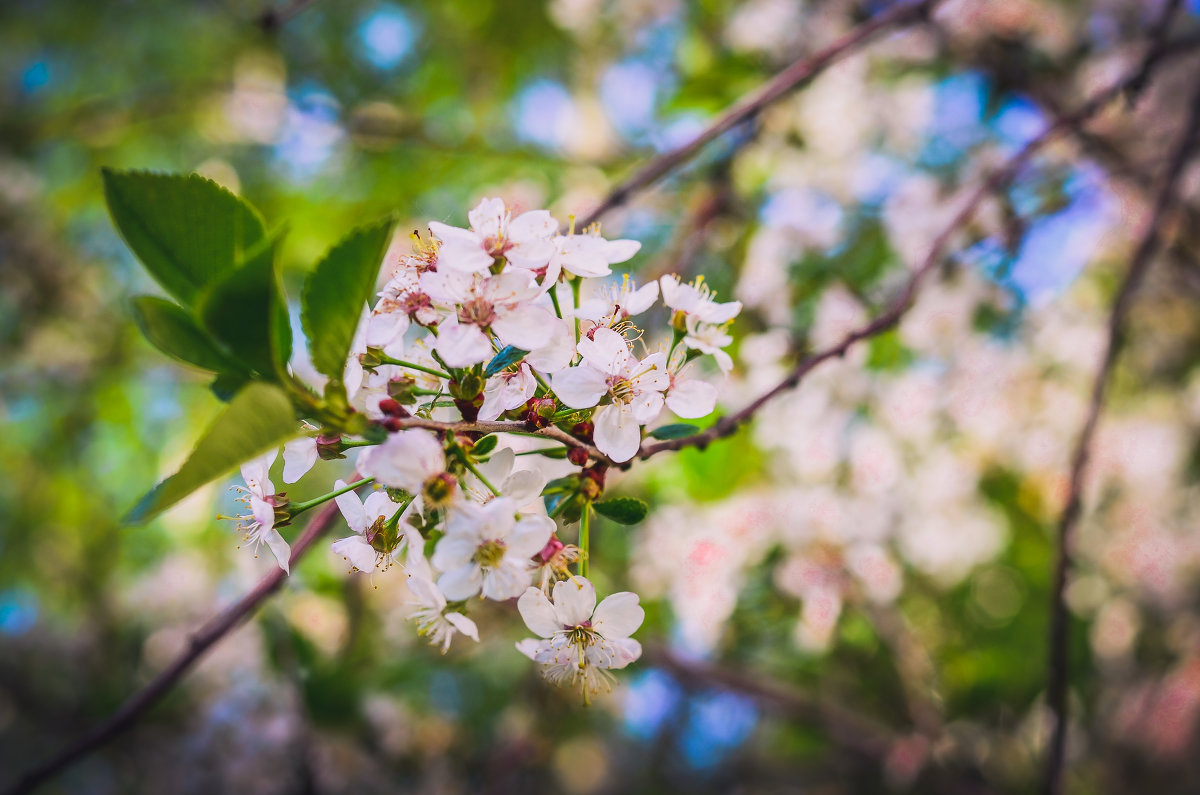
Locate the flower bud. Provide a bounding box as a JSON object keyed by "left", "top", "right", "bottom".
{"left": 378, "top": 398, "right": 404, "bottom": 417}
{"left": 572, "top": 421, "right": 594, "bottom": 443}
{"left": 537, "top": 536, "right": 565, "bottom": 564}
{"left": 454, "top": 395, "right": 484, "bottom": 423}
{"left": 567, "top": 447, "right": 589, "bottom": 467}
{"left": 316, "top": 433, "right": 345, "bottom": 461}
{"left": 450, "top": 373, "right": 486, "bottom": 401}
{"left": 382, "top": 417, "right": 403, "bottom": 433}
{"left": 526, "top": 397, "right": 556, "bottom": 428}
{"left": 360, "top": 346, "right": 386, "bottom": 370}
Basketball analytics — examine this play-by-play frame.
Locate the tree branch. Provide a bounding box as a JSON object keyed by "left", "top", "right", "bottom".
{"left": 577, "top": 0, "right": 943, "bottom": 228}
{"left": 635, "top": 35, "right": 1200, "bottom": 462}
{"left": 3, "top": 485, "right": 356, "bottom": 795}
{"left": 1039, "top": 71, "right": 1200, "bottom": 795}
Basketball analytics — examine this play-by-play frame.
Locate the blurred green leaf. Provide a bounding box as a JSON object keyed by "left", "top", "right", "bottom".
{"left": 593, "top": 496, "right": 648, "bottom": 525}
{"left": 199, "top": 231, "right": 292, "bottom": 380}
{"left": 649, "top": 423, "right": 699, "bottom": 440}
{"left": 130, "top": 295, "right": 242, "bottom": 373}
{"left": 123, "top": 382, "right": 297, "bottom": 525}
{"left": 301, "top": 215, "right": 396, "bottom": 380}
{"left": 102, "top": 169, "right": 266, "bottom": 307}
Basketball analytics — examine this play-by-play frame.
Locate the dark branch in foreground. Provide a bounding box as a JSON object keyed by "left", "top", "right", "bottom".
{"left": 1039, "top": 70, "right": 1200, "bottom": 795}
{"left": 576, "top": 0, "right": 943, "bottom": 228}
{"left": 2, "top": 491, "right": 354, "bottom": 795}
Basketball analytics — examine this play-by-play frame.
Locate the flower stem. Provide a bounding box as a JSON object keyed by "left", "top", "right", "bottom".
{"left": 549, "top": 285, "right": 564, "bottom": 320}
{"left": 459, "top": 454, "right": 501, "bottom": 497}
{"left": 378, "top": 355, "right": 452, "bottom": 381}
{"left": 579, "top": 503, "right": 591, "bottom": 578}
{"left": 570, "top": 278, "right": 582, "bottom": 345}
{"left": 290, "top": 477, "right": 375, "bottom": 516}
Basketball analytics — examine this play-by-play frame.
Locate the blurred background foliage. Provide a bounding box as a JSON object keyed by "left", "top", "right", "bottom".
{"left": 5, "top": 0, "right": 1200, "bottom": 792}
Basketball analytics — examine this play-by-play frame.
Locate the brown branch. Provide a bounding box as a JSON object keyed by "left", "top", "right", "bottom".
{"left": 635, "top": 36, "right": 1200, "bottom": 462}
{"left": 3, "top": 485, "right": 357, "bottom": 795}
{"left": 576, "top": 0, "right": 943, "bottom": 228}
{"left": 393, "top": 416, "right": 616, "bottom": 467}
{"left": 1039, "top": 73, "right": 1200, "bottom": 795}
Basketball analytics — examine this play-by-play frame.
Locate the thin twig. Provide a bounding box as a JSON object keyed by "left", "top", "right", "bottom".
{"left": 1039, "top": 72, "right": 1200, "bottom": 795}
{"left": 394, "top": 416, "right": 615, "bottom": 467}
{"left": 576, "top": 0, "right": 943, "bottom": 228}
{"left": 635, "top": 37, "right": 1200, "bottom": 462}
{"left": 3, "top": 485, "right": 357, "bottom": 795}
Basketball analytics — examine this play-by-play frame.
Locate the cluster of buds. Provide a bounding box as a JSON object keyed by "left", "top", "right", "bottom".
{"left": 225, "top": 198, "right": 740, "bottom": 699}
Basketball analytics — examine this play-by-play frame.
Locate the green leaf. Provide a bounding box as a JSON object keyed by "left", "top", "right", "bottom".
{"left": 199, "top": 231, "right": 292, "bottom": 380}
{"left": 470, "top": 434, "right": 499, "bottom": 458}
{"left": 124, "top": 382, "right": 297, "bottom": 524}
{"left": 130, "top": 295, "right": 241, "bottom": 373}
{"left": 301, "top": 216, "right": 396, "bottom": 380}
{"left": 102, "top": 169, "right": 266, "bottom": 307}
{"left": 593, "top": 496, "right": 649, "bottom": 525}
{"left": 484, "top": 345, "right": 528, "bottom": 377}
{"left": 210, "top": 371, "right": 250, "bottom": 402}
{"left": 542, "top": 475, "right": 580, "bottom": 496}
{"left": 649, "top": 423, "right": 699, "bottom": 440}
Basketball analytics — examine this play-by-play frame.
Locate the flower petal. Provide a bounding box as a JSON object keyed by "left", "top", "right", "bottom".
{"left": 518, "top": 586, "right": 562, "bottom": 638}
{"left": 264, "top": 528, "right": 291, "bottom": 575}
{"left": 552, "top": 577, "right": 597, "bottom": 627}
{"left": 282, "top": 437, "right": 318, "bottom": 484}
{"left": 508, "top": 514, "right": 555, "bottom": 557}
{"left": 482, "top": 560, "right": 531, "bottom": 601}
{"left": 331, "top": 535, "right": 378, "bottom": 573}
{"left": 552, "top": 367, "right": 608, "bottom": 409}
{"left": 592, "top": 591, "right": 645, "bottom": 639}
{"left": 444, "top": 612, "right": 480, "bottom": 642}
{"left": 333, "top": 479, "right": 367, "bottom": 534}
{"left": 593, "top": 403, "right": 642, "bottom": 463}
{"left": 438, "top": 563, "right": 483, "bottom": 601}
{"left": 666, "top": 378, "right": 718, "bottom": 418}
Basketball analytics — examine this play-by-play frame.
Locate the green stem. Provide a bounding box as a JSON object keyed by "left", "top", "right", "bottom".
{"left": 570, "top": 278, "right": 582, "bottom": 345}
{"left": 579, "top": 503, "right": 590, "bottom": 578}
{"left": 340, "top": 439, "right": 376, "bottom": 449}
{"left": 429, "top": 349, "right": 455, "bottom": 376}
{"left": 378, "top": 356, "right": 451, "bottom": 381}
{"left": 549, "top": 286, "right": 564, "bottom": 320}
{"left": 290, "top": 477, "right": 375, "bottom": 516}
{"left": 459, "top": 454, "right": 501, "bottom": 497}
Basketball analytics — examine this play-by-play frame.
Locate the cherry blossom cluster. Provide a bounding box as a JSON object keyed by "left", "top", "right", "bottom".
{"left": 226, "top": 197, "right": 740, "bottom": 700}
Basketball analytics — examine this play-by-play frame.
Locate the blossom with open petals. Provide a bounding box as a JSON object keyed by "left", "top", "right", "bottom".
{"left": 431, "top": 498, "right": 554, "bottom": 601}
{"left": 516, "top": 577, "right": 644, "bottom": 703}
{"left": 428, "top": 197, "right": 557, "bottom": 274}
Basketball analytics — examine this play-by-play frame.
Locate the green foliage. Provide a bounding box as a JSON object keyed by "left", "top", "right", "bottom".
{"left": 649, "top": 422, "right": 699, "bottom": 439}
{"left": 484, "top": 345, "right": 528, "bottom": 377}
{"left": 198, "top": 230, "right": 292, "bottom": 381}
{"left": 102, "top": 170, "right": 266, "bottom": 307}
{"left": 592, "top": 496, "right": 649, "bottom": 525}
{"left": 470, "top": 434, "right": 499, "bottom": 458}
{"left": 129, "top": 295, "right": 242, "bottom": 373}
{"left": 300, "top": 216, "right": 396, "bottom": 381}
{"left": 123, "top": 383, "right": 297, "bottom": 525}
